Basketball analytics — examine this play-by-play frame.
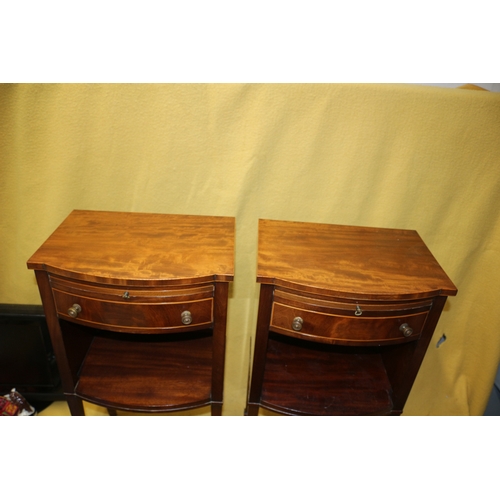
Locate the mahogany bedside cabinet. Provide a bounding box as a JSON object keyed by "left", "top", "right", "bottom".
{"left": 27, "top": 210, "right": 234, "bottom": 416}
{"left": 246, "top": 219, "right": 457, "bottom": 416}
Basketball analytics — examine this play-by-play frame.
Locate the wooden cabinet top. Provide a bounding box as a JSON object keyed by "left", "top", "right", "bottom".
{"left": 257, "top": 219, "right": 457, "bottom": 300}
{"left": 27, "top": 210, "right": 235, "bottom": 285}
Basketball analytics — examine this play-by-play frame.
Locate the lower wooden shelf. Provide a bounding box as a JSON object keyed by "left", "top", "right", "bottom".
{"left": 75, "top": 331, "right": 213, "bottom": 412}
{"left": 260, "top": 333, "right": 394, "bottom": 416}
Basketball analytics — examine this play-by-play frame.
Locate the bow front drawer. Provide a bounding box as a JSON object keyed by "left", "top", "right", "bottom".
{"left": 270, "top": 290, "right": 433, "bottom": 345}
{"left": 50, "top": 276, "right": 214, "bottom": 333}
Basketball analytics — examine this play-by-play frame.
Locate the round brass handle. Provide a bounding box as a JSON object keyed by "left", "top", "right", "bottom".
{"left": 292, "top": 317, "right": 304, "bottom": 331}
{"left": 67, "top": 304, "right": 82, "bottom": 318}
{"left": 354, "top": 305, "right": 363, "bottom": 316}
{"left": 400, "top": 323, "right": 413, "bottom": 337}
{"left": 181, "top": 311, "right": 192, "bottom": 325}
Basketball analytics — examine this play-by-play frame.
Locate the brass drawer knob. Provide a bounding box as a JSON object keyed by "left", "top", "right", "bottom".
{"left": 292, "top": 316, "right": 304, "bottom": 331}
{"left": 67, "top": 304, "right": 82, "bottom": 318}
{"left": 399, "top": 323, "right": 413, "bottom": 337}
{"left": 181, "top": 310, "right": 192, "bottom": 325}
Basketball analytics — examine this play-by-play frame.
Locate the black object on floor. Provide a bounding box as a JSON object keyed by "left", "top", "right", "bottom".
{"left": 0, "top": 304, "right": 64, "bottom": 406}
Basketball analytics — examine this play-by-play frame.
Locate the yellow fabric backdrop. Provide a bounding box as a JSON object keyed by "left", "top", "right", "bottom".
{"left": 1, "top": 83, "right": 499, "bottom": 415}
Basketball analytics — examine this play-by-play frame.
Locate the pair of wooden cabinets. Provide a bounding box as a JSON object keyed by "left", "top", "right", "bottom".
{"left": 27, "top": 210, "right": 457, "bottom": 416}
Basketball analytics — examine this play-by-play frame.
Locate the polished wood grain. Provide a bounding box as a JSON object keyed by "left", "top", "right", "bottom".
{"left": 52, "top": 287, "right": 214, "bottom": 333}
{"left": 270, "top": 302, "right": 429, "bottom": 345}
{"left": 28, "top": 211, "right": 234, "bottom": 416}
{"left": 28, "top": 210, "right": 234, "bottom": 285}
{"left": 50, "top": 276, "right": 215, "bottom": 302}
{"left": 247, "top": 219, "right": 457, "bottom": 416}
{"left": 258, "top": 219, "right": 457, "bottom": 300}
{"left": 261, "top": 334, "right": 393, "bottom": 416}
{"left": 76, "top": 331, "right": 213, "bottom": 412}
{"left": 270, "top": 289, "right": 433, "bottom": 345}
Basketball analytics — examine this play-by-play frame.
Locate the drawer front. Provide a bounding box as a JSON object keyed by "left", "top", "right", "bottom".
{"left": 50, "top": 277, "right": 214, "bottom": 333}
{"left": 270, "top": 291, "right": 432, "bottom": 345}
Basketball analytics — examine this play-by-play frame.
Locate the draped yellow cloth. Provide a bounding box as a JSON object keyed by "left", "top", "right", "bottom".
{"left": 1, "top": 83, "right": 499, "bottom": 415}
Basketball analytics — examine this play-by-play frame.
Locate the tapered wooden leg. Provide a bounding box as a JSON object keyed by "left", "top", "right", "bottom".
{"left": 107, "top": 408, "right": 118, "bottom": 416}
{"left": 66, "top": 396, "right": 85, "bottom": 416}
{"left": 211, "top": 402, "right": 223, "bottom": 416}
{"left": 246, "top": 284, "right": 274, "bottom": 416}
{"left": 211, "top": 282, "right": 229, "bottom": 416}
{"left": 245, "top": 403, "right": 260, "bottom": 416}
